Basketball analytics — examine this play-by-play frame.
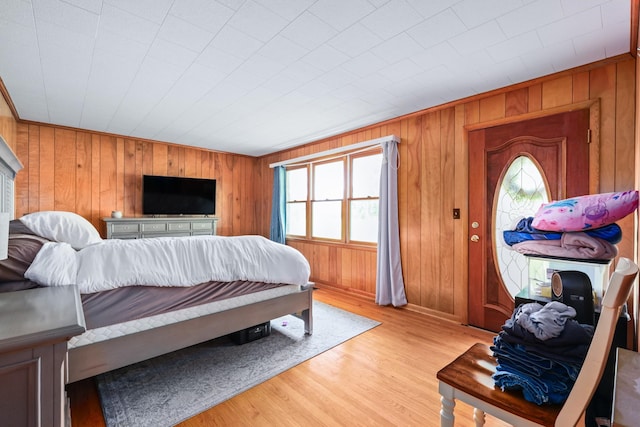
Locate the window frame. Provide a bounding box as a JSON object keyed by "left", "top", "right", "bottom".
{"left": 284, "top": 147, "right": 381, "bottom": 247}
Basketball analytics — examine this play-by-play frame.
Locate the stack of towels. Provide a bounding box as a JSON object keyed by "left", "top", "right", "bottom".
{"left": 491, "top": 301, "right": 594, "bottom": 405}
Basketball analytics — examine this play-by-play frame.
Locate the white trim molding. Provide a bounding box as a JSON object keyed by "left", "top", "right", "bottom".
{"left": 269, "top": 134, "right": 400, "bottom": 168}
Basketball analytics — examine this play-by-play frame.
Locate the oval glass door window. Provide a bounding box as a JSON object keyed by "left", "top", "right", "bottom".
{"left": 494, "top": 155, "right": 549, "bottom": 298}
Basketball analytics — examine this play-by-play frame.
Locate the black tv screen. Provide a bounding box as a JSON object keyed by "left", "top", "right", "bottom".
{"left": 143, "top": 175, "right": 216, "bottom": 216}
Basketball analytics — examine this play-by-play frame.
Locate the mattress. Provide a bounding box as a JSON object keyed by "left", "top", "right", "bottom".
{"left": 69, "top": 284, "right": 302, "bottom": 349}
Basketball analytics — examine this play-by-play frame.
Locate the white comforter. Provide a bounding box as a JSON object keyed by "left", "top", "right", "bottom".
{"left": 25, "top": 235, "right": 310, "bottom": 294}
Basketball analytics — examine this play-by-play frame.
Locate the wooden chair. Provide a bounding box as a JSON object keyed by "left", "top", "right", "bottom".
{"left": 437, "top": 257, "right": 638, "bottom": 427}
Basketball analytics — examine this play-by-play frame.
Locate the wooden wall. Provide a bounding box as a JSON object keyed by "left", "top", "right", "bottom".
{"left": 257, "top": 56, "right": 637, "bottom": 322}
{"left": 14, "top": 124, "right": 259, "bottom": 237}
{"left": 0, "top": 90, "right": 17, "bottom": 153}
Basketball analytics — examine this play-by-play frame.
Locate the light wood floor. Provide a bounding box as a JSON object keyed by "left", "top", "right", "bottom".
{"left": 67, "top": 287, "right": 512, "bottom": 426}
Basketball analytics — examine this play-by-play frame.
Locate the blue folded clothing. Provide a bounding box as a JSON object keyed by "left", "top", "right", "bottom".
{"left": 503, "top": 217, "right": 622, "bottom": 246}
{"left": 493, "top": 369, "right": 571, "bottom": 405}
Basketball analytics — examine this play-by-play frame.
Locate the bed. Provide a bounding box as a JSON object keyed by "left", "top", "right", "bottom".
{"left": 0, "top": 180, "right": 312, "bottom": 385}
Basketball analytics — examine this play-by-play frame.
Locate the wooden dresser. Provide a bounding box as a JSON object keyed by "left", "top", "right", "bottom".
{"left": 103, "top": 217, "right": 218, "bottom": 239}
{"left": 0, "top": 286, "right": 86, "bottom": 427}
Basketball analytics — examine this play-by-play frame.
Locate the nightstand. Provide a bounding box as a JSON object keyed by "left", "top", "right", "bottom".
{"left": 0, "top": 286, "right": 86, "bottom": 427}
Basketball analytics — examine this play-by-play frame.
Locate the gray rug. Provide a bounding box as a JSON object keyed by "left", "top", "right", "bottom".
{"left": 96, "top": 301, "right": 380, "bottom": 427}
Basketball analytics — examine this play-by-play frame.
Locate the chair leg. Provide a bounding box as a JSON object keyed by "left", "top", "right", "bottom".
{"left": 439, "top": 391, "right": 455, "bottom": 427}
{"left": 473, "top": 408, "right": 486, "bottom": 426}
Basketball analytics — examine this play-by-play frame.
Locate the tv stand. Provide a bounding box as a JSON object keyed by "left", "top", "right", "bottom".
{"left": 102, "top": 217, "right": 218, "bottom": 239}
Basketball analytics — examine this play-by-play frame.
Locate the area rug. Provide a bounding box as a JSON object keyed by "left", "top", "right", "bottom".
{"left": 96, "top": 301, "right": 380, "bottom": 427}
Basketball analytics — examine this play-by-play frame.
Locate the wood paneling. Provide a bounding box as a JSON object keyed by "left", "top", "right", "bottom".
{"left": 14, "top": 124, "right": 258, "bottom": 237}
{"left": 256, "top": 57, "right": 637, "bottom": 323}
{"left": 0, "top": 83, "right": 17, "bottom": 153}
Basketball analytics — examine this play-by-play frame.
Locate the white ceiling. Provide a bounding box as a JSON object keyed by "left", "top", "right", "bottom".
{"left": 0, "top": 0, "right": 633, "bottom": 156}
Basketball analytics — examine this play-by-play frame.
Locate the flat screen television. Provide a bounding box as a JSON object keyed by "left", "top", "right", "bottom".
{"left": 143, "top": 175, "right": 216, "bottom": 216}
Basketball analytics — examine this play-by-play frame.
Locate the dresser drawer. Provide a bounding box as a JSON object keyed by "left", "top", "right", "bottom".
{"left": 112, "top": 223, "right": 139, "bottom": 234}
{"left": 141, "top": 223, "right": 167, "bottom": 232}
{"left": 168, "top": 222, "right": 191, "bottom": 232}
{"left": 192, "top": 222, "right": 213, "bottom": 231}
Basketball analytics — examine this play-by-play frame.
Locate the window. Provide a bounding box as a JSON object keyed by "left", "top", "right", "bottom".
{"left": 285, "top": 149, "right": 382, "bottom": 245}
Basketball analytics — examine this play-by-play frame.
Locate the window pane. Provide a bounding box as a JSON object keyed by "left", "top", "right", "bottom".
{"left": 352, "top": 153, "right": 382, "bottom": 198}
{"left": 286, "top": 168, "right": 307, "bottom": 201}
{"left": 312, "top": 201, "right": 341, "bottom": 239}
{"left": 494, "top": 155, "right": 549, "bottom": 298}
{"left": 286, "top": 202, "right": 306, "bottom": 236}
{"left": 350, "top": 200, "right": 378, "bottom": 243}
{"left": 314, "top": 161, "right": 343, "bottom": 200}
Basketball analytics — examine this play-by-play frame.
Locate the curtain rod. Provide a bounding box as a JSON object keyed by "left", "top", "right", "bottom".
{"left": 269, "top": 134, "right": 400, "bottom": 168}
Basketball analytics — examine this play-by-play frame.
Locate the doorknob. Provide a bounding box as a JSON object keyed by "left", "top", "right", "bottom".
{"left": 470, "top": 234, "right": 480, "bottom": 242}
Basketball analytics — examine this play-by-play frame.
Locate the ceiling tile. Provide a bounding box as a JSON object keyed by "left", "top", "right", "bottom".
{"left": 371, "top": 32, "right": 426, "bottom": 64}
{"left": 209, "top": 25, "right": 264, "bottom": 59}
{"left": 280, "top": 11, "right": 338, "bottom": 50}
{"left": 99, "top": 3, "right": 160, "bottom": 45}
{"left": 254, "top": 0, "right": 316, "bottom": 21}
{"left": 32, "top": 0, "right": 99, "bottom": 37}
{"left": 407, "top": 8, "right": 467, "bottom": 49}
{"left": 2, "top": 0, "right": 36, "bottom": 27}
{"left": 404, "top": 0, "right": 459, "bottom": 19}
{"left": 104, "top": 0, "right": 173, "bottom": 24}
{"left": 147, "top": 38, "right": 198, "bottom": 71}
{"left": 258, "top": 35, "right": 309, "bottom": 64}
{"left": 169, "top": 0, "right": 234, "bottom": 32}
{"left": 486, "top": 30, "right": 542, "bottom": 62}
{"left": 497, "top": 0, "right": 563, "bottom": 37}
{"left": 328, "top": 23, "right": 382, "bottom": 58}
{"left": 448, "top": 21, "right": 507, "bottom": 55}
{"left": 227, "top": 0, "right": 289, "bottom": 42}
{"left": 156, "top": 14, "right": 215, "bottom": 53}
{"left": 341, "top": 51, "right": 389, "bottom": 77}
{"left": 452, "top": 0, "right": 526, "bottom": 28}
{"left": 309, "top": 0, "right": 375, "bottom": 32}
{"left": 536, "top": 6, "right": 602, "bottom": 46}
{"left": 301, "top": 44, "right": 350, "bottom": 72}
{"left": 359, "top": 0, "right": 423, "bottom": 39}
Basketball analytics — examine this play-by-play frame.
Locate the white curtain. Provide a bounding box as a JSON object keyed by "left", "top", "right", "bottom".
{"left": 376, "top": 140, "right": 407, "bottom": 306}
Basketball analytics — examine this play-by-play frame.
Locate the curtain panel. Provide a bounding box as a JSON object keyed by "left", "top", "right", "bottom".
{"left": 270, "top": 166, "right": 286, "bottom": 244}
{"left": 376, "top": 140, "right": 407, "bottom": 306}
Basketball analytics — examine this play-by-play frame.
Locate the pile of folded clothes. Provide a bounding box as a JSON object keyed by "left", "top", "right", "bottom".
{"left": 503, "top": 216, "right": 621, "bottom": 260}
{"left": 502, "top": 190, "right": 639, "bottom": 261}
{"left": 491, "top": 301, "right": 594, "bottom": 405}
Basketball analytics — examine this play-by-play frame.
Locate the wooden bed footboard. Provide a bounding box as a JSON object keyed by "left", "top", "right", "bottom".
{"left": 67, "top": 286, "right": 313, "bottom": 383}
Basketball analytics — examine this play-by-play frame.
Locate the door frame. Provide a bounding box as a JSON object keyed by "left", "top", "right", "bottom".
{"left": 459, "top": 99, "right": 601, "bottom": 325}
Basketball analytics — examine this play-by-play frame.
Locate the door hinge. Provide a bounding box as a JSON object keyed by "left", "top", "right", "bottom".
{"left": 587, "top": 129, "right": 592, "bottom": 144}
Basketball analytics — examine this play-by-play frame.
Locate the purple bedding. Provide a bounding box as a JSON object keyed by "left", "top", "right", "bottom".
{"left": 81, "top": 280, "right": 283, "bottom": 329}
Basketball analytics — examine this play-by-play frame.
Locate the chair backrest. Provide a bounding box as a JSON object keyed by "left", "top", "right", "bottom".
{"left": 555, "top": 257, "right": 638, "bottom": 426}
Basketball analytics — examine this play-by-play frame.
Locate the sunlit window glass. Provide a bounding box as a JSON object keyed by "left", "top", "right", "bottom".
{"left": 352, "top": 153, "right": 381, "bottom": 198}
{"left": 286, "top": 202, "right": 306, "bottom": 236}
{"left": 312, "top": 201, "right": 342, "bottom": 239}
{"left": 286, "top": 168, "right": 307, "bottom": 201}
{"left": 350, "top": 200, "right": 378, "bottom": 242}
{"left": 314, "top": 161, "right": 343, "bottom": 200}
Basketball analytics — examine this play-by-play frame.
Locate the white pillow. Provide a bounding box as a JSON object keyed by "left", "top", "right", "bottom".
{"left": 20, "top": 211, "right": 102, "bottom": 250}
{"left": 24, "top": 241, "right": 78, "bottom": 286}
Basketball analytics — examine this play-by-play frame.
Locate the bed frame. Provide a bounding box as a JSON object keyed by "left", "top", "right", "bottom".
{"left": 0, "top": 135, "right": 314, "bottom": 384}
{"left": 67, "top": 285, "right": 313, "bottom": 383}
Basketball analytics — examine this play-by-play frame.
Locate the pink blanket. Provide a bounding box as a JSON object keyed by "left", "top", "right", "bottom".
{"left": 512, "top": 232, "right": 617, "bottom": 260}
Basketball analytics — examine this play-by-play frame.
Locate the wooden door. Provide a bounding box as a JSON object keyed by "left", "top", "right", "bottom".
{"left": 468, "top": 110, "right": 590, "bottom": 331}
